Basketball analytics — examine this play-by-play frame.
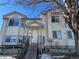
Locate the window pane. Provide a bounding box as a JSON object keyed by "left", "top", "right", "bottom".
{"left": 10, "top": 39, "right": 16, "bottom": 42}
{"left": 53, "top": 31, "right": 57, "bottom": 39}
{"left": 10, "top": 37, "right": 17, "bottom": 42}
{"left": 13, "top": 20, "right": 19, "bottom": 26}
{"left": 53, "top": 31, "right": 62, "bottom": 39}
{"left": 67, "top": 31, "right": 72, "bottom": 39}
{"left": 57, "top": 31, "right": 62, "bottom": 39}
{"left": 52, "top": 16, "right": 59, "bottom": 22}
{"left": 52, "top": 16, "right": 55, "bottom": 22}
{"left": 5, "top": 36, "right": 11, "bottom": 42}
{"left": 8, "top": 19, "right": 19, "bottom": 26}
{"left": 9, "top": 19, "right": 14, "bottom": 26}
{"left": 5, "top": 36, "right": 17, "bottom": 42}
{"left": 55, "top": 16, "right": 59, "bottom": 22}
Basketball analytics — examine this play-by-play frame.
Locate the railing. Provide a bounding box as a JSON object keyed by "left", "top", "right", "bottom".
{"left": 38, "top": 36, "right": 45, "bottom": 48}
{"left": 43, "top": 46, "right": 76, "bottom": 56}
{"left": 17, "top": 36, "right": 30, "bottom": 59}
{"left": 37, "top": 36, "right": 45, "bottom": 59}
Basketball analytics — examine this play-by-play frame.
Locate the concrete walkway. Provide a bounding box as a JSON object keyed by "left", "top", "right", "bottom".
{"left": 24, "top": 44, "right": 37, "bottom": 59}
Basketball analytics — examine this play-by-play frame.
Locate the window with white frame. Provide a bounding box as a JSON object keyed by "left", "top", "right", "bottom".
{"left": 67, "top": 31, "right": 73, "bottom": 39}
{"left": 8, "top": 18, "right": 19, "bottom": 26}
{"left": 5, "top": 36, "right": 17, "bottom": 42}
{"left": 52, "top": 16, "right": 59, "bottom": 22}
{"left": 53, "top": 31, "right": 62, "bottom": 39}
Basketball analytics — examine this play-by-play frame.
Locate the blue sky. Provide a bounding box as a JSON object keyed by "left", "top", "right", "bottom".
{"left": 0, "top": 0, "right": 64, "bottom": 31}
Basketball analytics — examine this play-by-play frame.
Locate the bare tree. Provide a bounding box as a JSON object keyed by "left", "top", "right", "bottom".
{"left": 14, "top": 0, "right": 79, "bottom": 55}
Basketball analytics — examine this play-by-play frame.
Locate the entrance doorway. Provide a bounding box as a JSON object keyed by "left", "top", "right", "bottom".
{"left": 27, "top": 29, "right": 44, "bottom": 44}
{"left": 32, "top": 30, "right": 38, "bottom": 44}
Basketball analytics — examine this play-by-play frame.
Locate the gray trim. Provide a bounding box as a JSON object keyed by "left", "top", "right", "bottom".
{"left": 3, "top": 11, "right": 27, "bottom": 18}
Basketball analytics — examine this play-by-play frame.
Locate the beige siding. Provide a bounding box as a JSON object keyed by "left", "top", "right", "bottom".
{"left": 41, "top": 13, "right": 49, "bottom": 46}
{"left": 6, "top": 27, "right": 19, "bottom": 35}
{"left": 0, "top": 20, "right": 8, "bottom": 45}
{"left": 0, "top": 11, "right": 75, "bottom": 48}
{"left": 42, "top": 10, "right": 75, "bottom": 47}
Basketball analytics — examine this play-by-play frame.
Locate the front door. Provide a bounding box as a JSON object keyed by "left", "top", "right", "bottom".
{"left": 32, "top": 30, "right": 38, "bottom": 43}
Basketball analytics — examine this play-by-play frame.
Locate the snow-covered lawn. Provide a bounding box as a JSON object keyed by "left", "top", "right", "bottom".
{"left": 0, "top": 56, "right": 16, "bottom": 59}
{"left": 39, "top": 53, "right": 52, "bottom": 59}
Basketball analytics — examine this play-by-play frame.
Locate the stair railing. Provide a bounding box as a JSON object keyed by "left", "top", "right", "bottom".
{"left": 17, "top": 36, "right": 30, "bottom": 59}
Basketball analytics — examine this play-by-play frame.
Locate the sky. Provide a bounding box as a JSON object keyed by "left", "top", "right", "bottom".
{"left": 0, "top": 0, "right": 65, "bottom": 31}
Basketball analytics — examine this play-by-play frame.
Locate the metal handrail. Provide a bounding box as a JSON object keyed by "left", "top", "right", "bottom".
{"left": 17, "top": 36, "right": 30, "bottom": 59}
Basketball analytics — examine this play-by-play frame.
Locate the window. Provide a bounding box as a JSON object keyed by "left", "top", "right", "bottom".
{"left": 9, "top": 19, "right": 19, "bottom": 26}
{"left": 5, "top": 36, "right": 11, "bottom": 42}
{"left": 5, "top": 36, "right": 17, "bottom": 42}
{"left": 52, "top": 16, "right": 59, "bottom": 22}
{"left": 13, "top": 20, "right": 19, "bottom": 26}
{"left": 67, "top": 31, "right": 73, "bottom": 39}
{"left": 9, "top": 19, "right": 14, "bottom": 26}
{"left": 53, "top": 31, "right": 62, "bottom": 39}
{"left": 10, "top": 37, "right": 16, "bottom": 42}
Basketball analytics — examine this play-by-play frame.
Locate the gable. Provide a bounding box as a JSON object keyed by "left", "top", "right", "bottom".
{"left": 3, "top": 11, "right": 27, "bottom": 19}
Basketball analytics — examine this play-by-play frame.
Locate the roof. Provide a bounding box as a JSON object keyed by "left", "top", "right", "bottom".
{"left": 41, "top": 8, "right": 63, "bottom": 15}
{"left": 3, "top": 11, "right": 42, "bottom": 20}
{"left": 3, "top": 11, "right": 27, "bottom": 18}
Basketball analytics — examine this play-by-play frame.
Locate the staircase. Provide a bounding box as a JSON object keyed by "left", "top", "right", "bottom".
{"left": 17, "top": 37, "right": 30, "bottom": 59}
{"left": 24, "top": 44, "right": 37, "bottom": 59}
{"left": 17, "top": 37, "right": 38, "bottom": 59}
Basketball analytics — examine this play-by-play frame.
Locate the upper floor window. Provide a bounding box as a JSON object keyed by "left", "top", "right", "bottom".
{"left": 5, "top": 36, "right": 16, "bottom": 42}
{"left": 67, "top": 31, "right": 73, "bottom": 39}
{"left": 8, "top": 18, "right": 19, "bottom": 26}
{"left": 53, "top": 31, "right": 62, "bottom": 39}
{"left": 52, "top": 16, "right": 59, "bottom": 22}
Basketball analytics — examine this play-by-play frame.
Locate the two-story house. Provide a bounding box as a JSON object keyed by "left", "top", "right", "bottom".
{"left": 0, "top": 9, "right": 76, "bottom": 56}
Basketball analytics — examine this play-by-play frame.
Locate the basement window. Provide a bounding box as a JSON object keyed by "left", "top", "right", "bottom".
{"left": 5, "top": 36, "right": 17, "bottom": 42}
